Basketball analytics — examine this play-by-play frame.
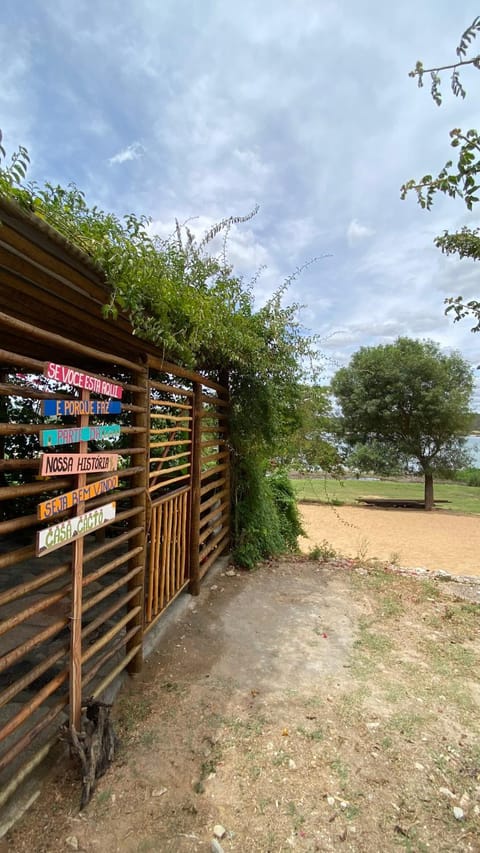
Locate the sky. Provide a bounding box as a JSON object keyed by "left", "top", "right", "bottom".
{"left": 2, "top": 0, "right": 480, "bottom": 406}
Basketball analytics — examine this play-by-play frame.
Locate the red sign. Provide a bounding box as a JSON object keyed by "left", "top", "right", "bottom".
{"left": 44, "top": 362, "right": 123, "bottom": 399}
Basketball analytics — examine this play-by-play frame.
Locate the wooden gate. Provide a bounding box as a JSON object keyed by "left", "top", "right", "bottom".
{"left": 144, "top": 362, "right": 230, "bottom": 630}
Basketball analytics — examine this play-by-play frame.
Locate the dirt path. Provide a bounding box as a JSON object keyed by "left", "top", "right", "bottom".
{"left": 6, "top": 560, "right": 480, "bottom": 853}
{"left": 299, "top": 503, "right": 480, "bottom": 576}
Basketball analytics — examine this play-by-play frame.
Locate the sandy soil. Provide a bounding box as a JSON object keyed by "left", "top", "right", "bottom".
{"left": 299, "top": 503, "right": 480, "bottom": 576}
{"left": 6, "top": 560, "right": 480, "bottom": 853}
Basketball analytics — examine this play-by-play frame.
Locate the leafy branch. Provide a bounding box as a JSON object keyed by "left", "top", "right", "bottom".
{"left": 401, "top": 128, "right": 480, "bottom": 210}
{"left": 402, "top": 17, "right": 480, "bottom": 333}
{"left": 409, "top": 16, "right": 480, "bottom": 104}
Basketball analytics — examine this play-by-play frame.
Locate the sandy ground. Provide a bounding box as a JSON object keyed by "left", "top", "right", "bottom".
{"left": 299, "top": 503, "right": 480, "bottom": 576}
{"left": 6, "top": 560, "right": 480, "bottom": 853}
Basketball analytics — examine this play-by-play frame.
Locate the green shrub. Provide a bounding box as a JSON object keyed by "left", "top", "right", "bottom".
{"left": 232, "top": 463, "right": 303, "bottom": 568}
{"left": 455, "top": 467, "right": 480, "bottom": 486}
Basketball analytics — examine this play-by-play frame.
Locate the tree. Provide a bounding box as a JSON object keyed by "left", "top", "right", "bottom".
{"left": 331, "top": 338, "right": 473, "bottom": 510}
{"left": 280, "top": 384, "right": 341, "bottom": 474}
{"left": 401, "top": 17, "right": 480, "bottom": 329}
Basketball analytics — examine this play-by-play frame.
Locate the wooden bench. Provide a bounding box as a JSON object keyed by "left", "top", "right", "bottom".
{"left": 356, "top": 497, "right": 451, "bottom": 509}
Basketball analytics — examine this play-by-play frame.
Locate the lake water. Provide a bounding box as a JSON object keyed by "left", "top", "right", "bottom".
{"left": 465, "top": 435, "right": 480, "bottom": 461}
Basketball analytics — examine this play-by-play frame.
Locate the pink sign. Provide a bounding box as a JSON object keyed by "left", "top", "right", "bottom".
{"left": 40, "top": 453, "right": 119, "bottom": 477}
{"left": 44, "top": 362, "right": 123, "bottom": 399}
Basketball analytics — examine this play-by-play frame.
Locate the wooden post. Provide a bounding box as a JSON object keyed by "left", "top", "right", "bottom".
{"left": 218, "top": 369, "right": 231, "bottom": 546}
{"left": 189, "top": 381, "right": 202, "bottom": 596}
{"left": 126, "top": 360, "right": 148, "bottom": 675}
{"left": 70, "top": 388, "right": 89, "bottom": 733}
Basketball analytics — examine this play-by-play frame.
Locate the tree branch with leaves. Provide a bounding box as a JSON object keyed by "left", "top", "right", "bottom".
{"left": 402, "top": 15, "right": 480, "bottom": 331}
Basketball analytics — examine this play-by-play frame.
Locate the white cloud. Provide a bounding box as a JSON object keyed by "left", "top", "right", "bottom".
{"left": 108, "top": 142, "right": 145, "bottom": 166}
{"left": 347, "top": 219, "right": 376, "bottom": 245}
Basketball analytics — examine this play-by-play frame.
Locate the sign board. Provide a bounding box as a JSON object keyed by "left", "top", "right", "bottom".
{"left": 37, "top": 475, "right": 119, "bottom": 520}
{"left": 36, "top": 502, "right": 116, "bottom": 556}
{"left": 40, "top": 453, "right": 119, "bottom": 477}
{"left": 40, "top": 424, "right": 121, "bottom": 447}
{"left": 44, "top": 363, "right": 123, "bottom": 399}
{"left": 42, "top": 399, "right": 122, "bottom": 417}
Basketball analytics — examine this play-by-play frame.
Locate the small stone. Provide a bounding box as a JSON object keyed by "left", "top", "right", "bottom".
{"left": 453, "top": 806, "right": 464, "bottom": 820}
{"left": 414, "top": 762, "right": 424, "bottom": 771}
{"left": 152, "top": 787, "right": 167, "bottom": 797}
{"left": 213, "top": 824, "right": 226, "bottom": 839}
{"left": 327, "top": 796, "right": 335, "bottom": 807}
{"left": 473, "top": 805, "right": 480, "bottom": 817}
{"left": 340, "top": 800, "right": 348, "bottom": 810}
{"left": 225, "top": 569, "right": 236, "bottom": 577}
{"left": 439, "top": 787, "right": 455, "bottom": 799}
{"left": 459, "top": 792, "right": 470, "bottom": 810}
{"left": 66, "top": 838, "right": 78, "bottom": 850}
{"left": 288, "top": 759, "right": 297, "bottom": 770}
{"left": 211, "top": 841, "right": 224, "bottom": 853}
{"left": 210, "top": 585, "right": 218, "bottom": 591}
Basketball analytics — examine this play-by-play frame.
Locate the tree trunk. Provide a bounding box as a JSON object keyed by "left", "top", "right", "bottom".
{"left": 424, "top": 472, "right": 434, "bottom": 511}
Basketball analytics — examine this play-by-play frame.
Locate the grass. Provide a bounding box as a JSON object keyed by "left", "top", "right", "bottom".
{"left": 291, "top": 476, "right": 480, "bottom": 514}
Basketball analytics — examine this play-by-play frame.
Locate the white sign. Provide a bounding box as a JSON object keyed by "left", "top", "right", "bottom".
{"left": 36, "top": 502, "right": 116, "bottom": 556}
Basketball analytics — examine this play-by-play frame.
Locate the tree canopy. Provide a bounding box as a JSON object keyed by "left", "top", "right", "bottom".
{"left": 331, "top": 338, "right": 474, "bottom": 509}
{"left": 401, "top": 17, "right": 480, "bottom": 330}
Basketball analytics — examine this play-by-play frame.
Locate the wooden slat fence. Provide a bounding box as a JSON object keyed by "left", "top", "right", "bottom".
{"left": 0, "top": 198, "right": 232, "bottom": 818}
{"left": 0, "top": 314, "right": 147, "bottom": 809}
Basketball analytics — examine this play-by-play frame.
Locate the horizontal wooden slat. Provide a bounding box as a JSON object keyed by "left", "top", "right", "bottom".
{"left": 199, "top": 534, "right": 230, "bottom": 578}
{"left": 149, "top": 398, "right": 192, "bottom": 410}
{"left": 149, "top": 380, "right": 193, "bottom": 398}
{"left": 149, "top": 474, "right": 190, "bottom": 494}
{"left": 200, "top": 475, "right": 227, "bottom": 498}
{"left": 0, "top": 310, "right": 140, "bottom": 372}
{"left": 0, "top": 564, "right": 69, "bottom": 607}
{"left": 0, "top": 643, "right": 67, "bottom": 709}
{"left": 82, "top": 605, "right": 141, "bottom": 664}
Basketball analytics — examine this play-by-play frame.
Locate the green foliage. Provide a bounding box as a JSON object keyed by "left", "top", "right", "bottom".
{"left": 268, "top": 469, "right": 304, "bottom": 551}
{"left": 232, "top": 463, "right": 303, "bottom": 568}
{"left": 401, "top": 128, "right": 480, "bottom": 212}
{"left": 331, "top": 338, "right": 474, "bottom": 506}
{"left": 308, "top": 539, "right": 337, "bottom": 561}
{"left": 344, "top": 440, "right": 404, "bottom": 477}
{"left": 280, "top": 384, "right": 342, "bottom": 474}
{"left": 403, "top": 17, "right": 480, "bottom": 331}
{"left": 454, "top": 466, "right": 480, "bottom": 486}
{"left": 0, "top": 132, "right": 321, "bottom": 563}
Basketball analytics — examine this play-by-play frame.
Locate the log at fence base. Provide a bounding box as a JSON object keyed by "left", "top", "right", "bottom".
{"left": 69, "top": 699, "right": 117, "bottom": 810}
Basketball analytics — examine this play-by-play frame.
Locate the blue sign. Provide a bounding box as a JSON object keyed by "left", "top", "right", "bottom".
{"left": 43, "top": 399, "right": 122, "bottom": 416}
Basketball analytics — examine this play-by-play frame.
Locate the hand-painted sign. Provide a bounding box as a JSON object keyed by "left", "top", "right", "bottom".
{"left": 37, "top": 475, "right": 119, "bottom": 520}
{"left": 42, "top": 399, "right": 122, "bottom": 417}
{"left": 44, "top": 363, "right": 123, "bottom": 399}
{"left": 36, "top": 502, "right": 116, "bottom": 556}
{"left": 40, "top": 453, "right": 119, "bottom": 477}
{"left": 40, "top": 424, "right": 121, "bottom": 447}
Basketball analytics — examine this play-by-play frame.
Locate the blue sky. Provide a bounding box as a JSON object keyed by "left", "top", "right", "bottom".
{"left": 2, "top": 1, "right": 480, "bottom": 405}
